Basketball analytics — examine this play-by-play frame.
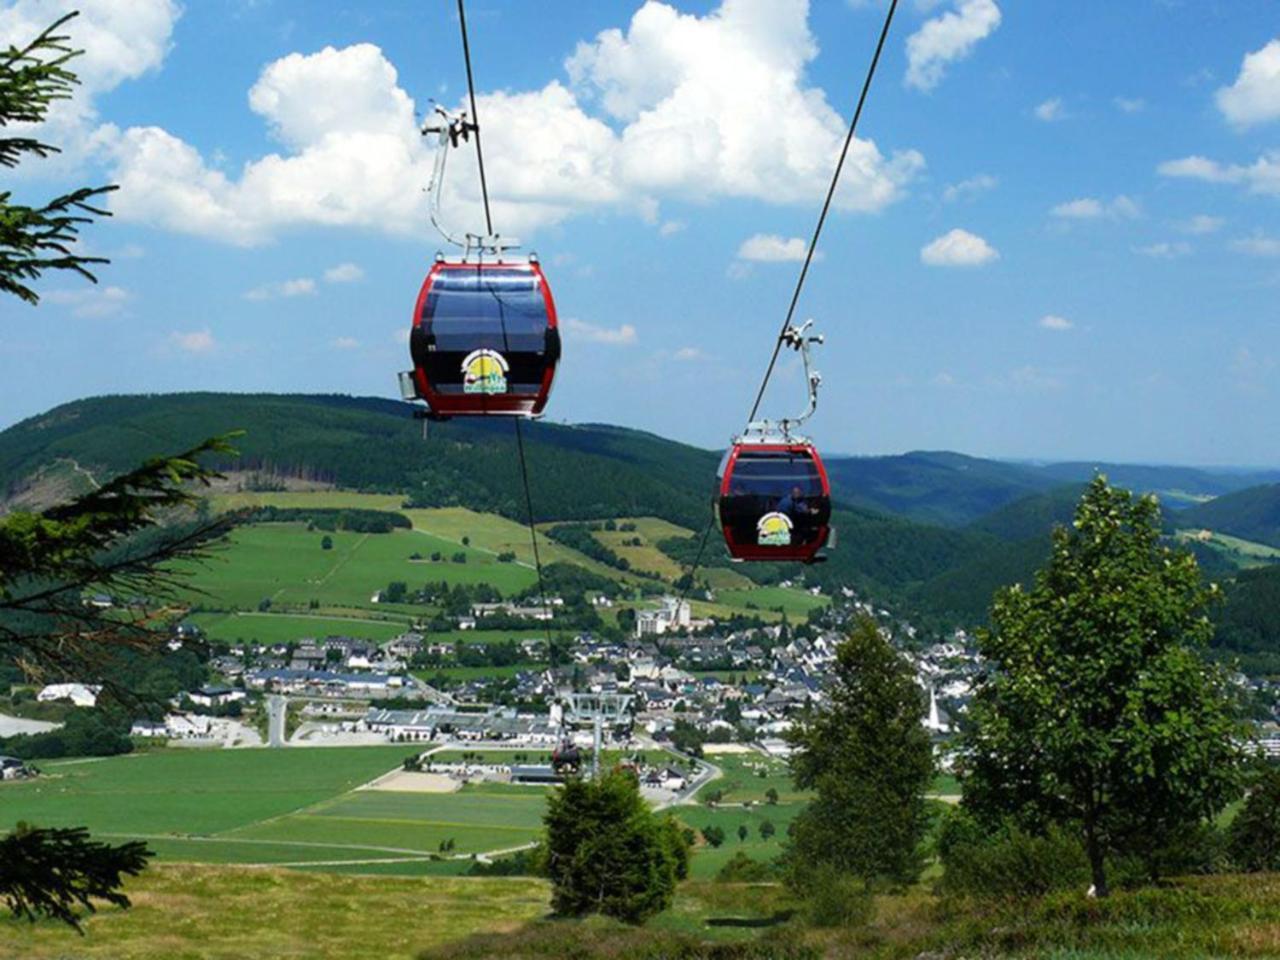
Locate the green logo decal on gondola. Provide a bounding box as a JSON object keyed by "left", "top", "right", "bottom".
{"left": 462, "top": 349, "right": 509, "bottom": 394}
{"left": 757, "top": 512, "right": 793, "bottom": 547}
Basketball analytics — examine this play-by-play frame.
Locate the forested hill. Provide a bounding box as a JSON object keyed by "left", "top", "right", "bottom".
{"left": 1178, "top": 484, "right": 1280, "bottom": 550}
{"left": 3, "top": 393, "right": 1278, "bottom": 643}
{"left": 0, "top": 393, "right": 720, "bottom": 528}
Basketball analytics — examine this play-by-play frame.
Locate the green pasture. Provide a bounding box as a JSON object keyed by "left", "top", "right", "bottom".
{"left": 181, "top": 523, "right": 536, "bottom": 611}
{"left": 675, "top": 802, "right": 803, "bottom": 879}
{"left": 698, "top": 750, "right": 803, "bottom": 804}
{"left": 191, "top": 611, "right": 410, "bottom": 646}
{"left": 428, "top": 628, "right": 551, "bottom": 646}
{"left": 411, "top": 507, "right": 636, "bottom": 584}
{"left": 1, "top": 747, "right": 408, "bottom": 837}
{"left": 592, "top": 517, "right": 694, "bottom": 581}
{"left": 225, "top": 783, "right": 547, "bottom": 856}
{"left": 0, "top": 746, "right": 560, "bottom": 873}
{"left": 211, "top": 491, "right": 405, "bottom": 512}
{"left": 714, "top": 585, "right": 829, "bottom": 617}
{"left": 1175, "top": 528, "right": 1280, "bottom": 569}
{"left": 414, "top": 664, "right": 538, "bottom": 682}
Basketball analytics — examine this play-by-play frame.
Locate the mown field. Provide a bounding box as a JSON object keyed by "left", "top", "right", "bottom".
{"left": 186, "top": 522, "right": 537, "bottom": 610}
{"left": 0, "top": 746, "right": 547, "bottom": 870}
{"left": 190, "top": 611, "right": 411, "bottom": 646}
{"left": 702, "top": 750, "right": 804, "bottom": 804}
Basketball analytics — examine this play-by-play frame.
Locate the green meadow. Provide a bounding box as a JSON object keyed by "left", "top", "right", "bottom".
{"left": 0, "top": 746, "right": 548, "bottom": 869}
{"left": 701, "top": 750, "right": 805, "bottom": 804}
{"left": 675, "top": 802, "right": 803, "bottom": 879}
{"left": 190, "top": 611, "right": 411, "bottom": 646}
{"left": 185, "top": 522, "right": 537, "bottom": 610}
{"left": 192, "top": 493, "right": 828, "bottom": 627}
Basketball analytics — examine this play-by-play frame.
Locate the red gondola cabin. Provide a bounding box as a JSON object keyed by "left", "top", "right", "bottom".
{"left": 717, "top": 441, "right": 832, "bottom": 563}
{"left": 403, "top": 259, "right": 560, "bottom": 418}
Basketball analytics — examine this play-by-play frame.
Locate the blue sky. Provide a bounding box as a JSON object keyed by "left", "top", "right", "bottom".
{"left": 2, "top": 0, "right": 1278, "bottom": 465}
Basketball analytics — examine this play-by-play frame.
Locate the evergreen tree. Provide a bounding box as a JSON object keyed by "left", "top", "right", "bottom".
{"left": 0, "top": 13, "right": 233, "bottom": 928}
{"left": 0, "top": 825, "right": 149, "bottom": 931}
{"left": 785, "top": 616, "right": 934, "bottom": 892}
{"left": 543, "top": 771, "right": 687, "bottom": 924}
{"left": 1, "top": 13, "right": 114, "bottom": 304}
{"left": 962, "top": 477, "right": 1247, "bottom": 896}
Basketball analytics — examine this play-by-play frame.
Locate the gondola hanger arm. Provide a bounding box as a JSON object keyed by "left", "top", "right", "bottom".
{"left": 421, "top": 104, "right": 519, "bottom": 258}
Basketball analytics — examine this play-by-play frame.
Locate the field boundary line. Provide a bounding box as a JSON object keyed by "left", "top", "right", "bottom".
{"left": 95, "top": 833, "right": 435, "bottom": 857}
{"left": 313, "top": 531, "right": 370, "bottom": 588}
{"left": 297, "top": 814, "right": 536, "bottom": 832}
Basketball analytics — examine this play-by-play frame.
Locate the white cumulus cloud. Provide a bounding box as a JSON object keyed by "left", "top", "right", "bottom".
{"left": 737, "top": 233, "right": 810, "bottom": 262}
{"left": 332, "top": 337, "right": 360, "bottom": 349}
{"left": 1038, "top": 314, "right": 1072, "bottom": 331}
{"left": 42, "top": 285, "right": 131, "bottom": 318}
{"left": 0, "top": 0, "right": 180, "bottom": 172}
{"left": 1034, "top": 97, "right": 1065, "bottom": 122}
{"left": 905, "top": 0, "right": 1001, "bottom": 92}
{"left": 942, "top": 173, "right": 997, "bottom": 202}
{"left": 1114, "top": 96, "right": 1146, "bottom": 114}
{"left": 170, "top": 329, "right": 215, "bottom": 354}
{"left": 1216, "top": 39, "right": 1280, "bottom": 129}
{"left": 94, "top": 1, "right": 924, "bottom": 246}
{"left": 1158, "top": 152, "right": 1280, "bottom": 197}
{"left": 244, "top": 278, "right": 317, "bottom": 301}
{"left": 1232, "top": 231, "right": 1280, "bottom": 257}
{"left": 324, "top": 262, "right": 365, "bottom": 283}
{"left": 1176, "top": 214, "right": 1224, "bottom": 235}
{"left": 920, "top": 228, "right": 998, "bottom": 266}
{"left": 1050, "top": 195, "right": 1140, "bottom": 220}
{"left": 1134, "top": 241, "right": 1191, "bottom": 259}
{"left": 563, "top": 318, "right": 638, "bottom": 345}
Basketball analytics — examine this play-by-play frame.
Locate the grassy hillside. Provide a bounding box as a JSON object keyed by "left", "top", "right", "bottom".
{"left": 7, "top": 863, "right": 1280, "bottom": 959}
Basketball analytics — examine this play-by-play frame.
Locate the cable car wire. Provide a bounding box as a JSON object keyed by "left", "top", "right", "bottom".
{"left": 457, "top": 0, "right": 493, "bottom": 239}
{"left": 746, "top": 0, "right": 898, "bottom": 424}
{"left": 454, "top": 0, "right": 554, "bottom": 646}
{"left": 676, "top": 0, "right": 900, "bottom": 603}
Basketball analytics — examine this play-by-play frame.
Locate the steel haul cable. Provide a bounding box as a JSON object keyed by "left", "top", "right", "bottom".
{"left": 455, "top": 0, "right": 554, "bottom": 649}
{"left": 675, "top": 0, "right": 901, "bottom": 605}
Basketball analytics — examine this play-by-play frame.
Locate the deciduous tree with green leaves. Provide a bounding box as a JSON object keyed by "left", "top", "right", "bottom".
{"left": 785, "top": 615, "right": 934, "bottom": 894}
{"left": 0, "top": 12, "right": 235, "bottom": 929}
{"left": 961, "top": 476, "right": 1247, "bottom": 896}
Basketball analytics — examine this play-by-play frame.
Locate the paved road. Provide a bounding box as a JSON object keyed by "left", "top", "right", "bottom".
{"left": 0, "top": 713, "right": 61, "bottom": 737}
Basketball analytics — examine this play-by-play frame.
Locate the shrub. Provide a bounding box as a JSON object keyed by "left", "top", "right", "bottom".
{"left": 936, "top": 808, "right": 1089, "bottom": 898}
{"left": 1230, "top": 766, "right": 1280, "bottom": 872}
{"left": 716, "top": 851, "right": 776, "bottom": 883}
{"left": 794, "top": 863, "right": 874, "bottom": 928}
